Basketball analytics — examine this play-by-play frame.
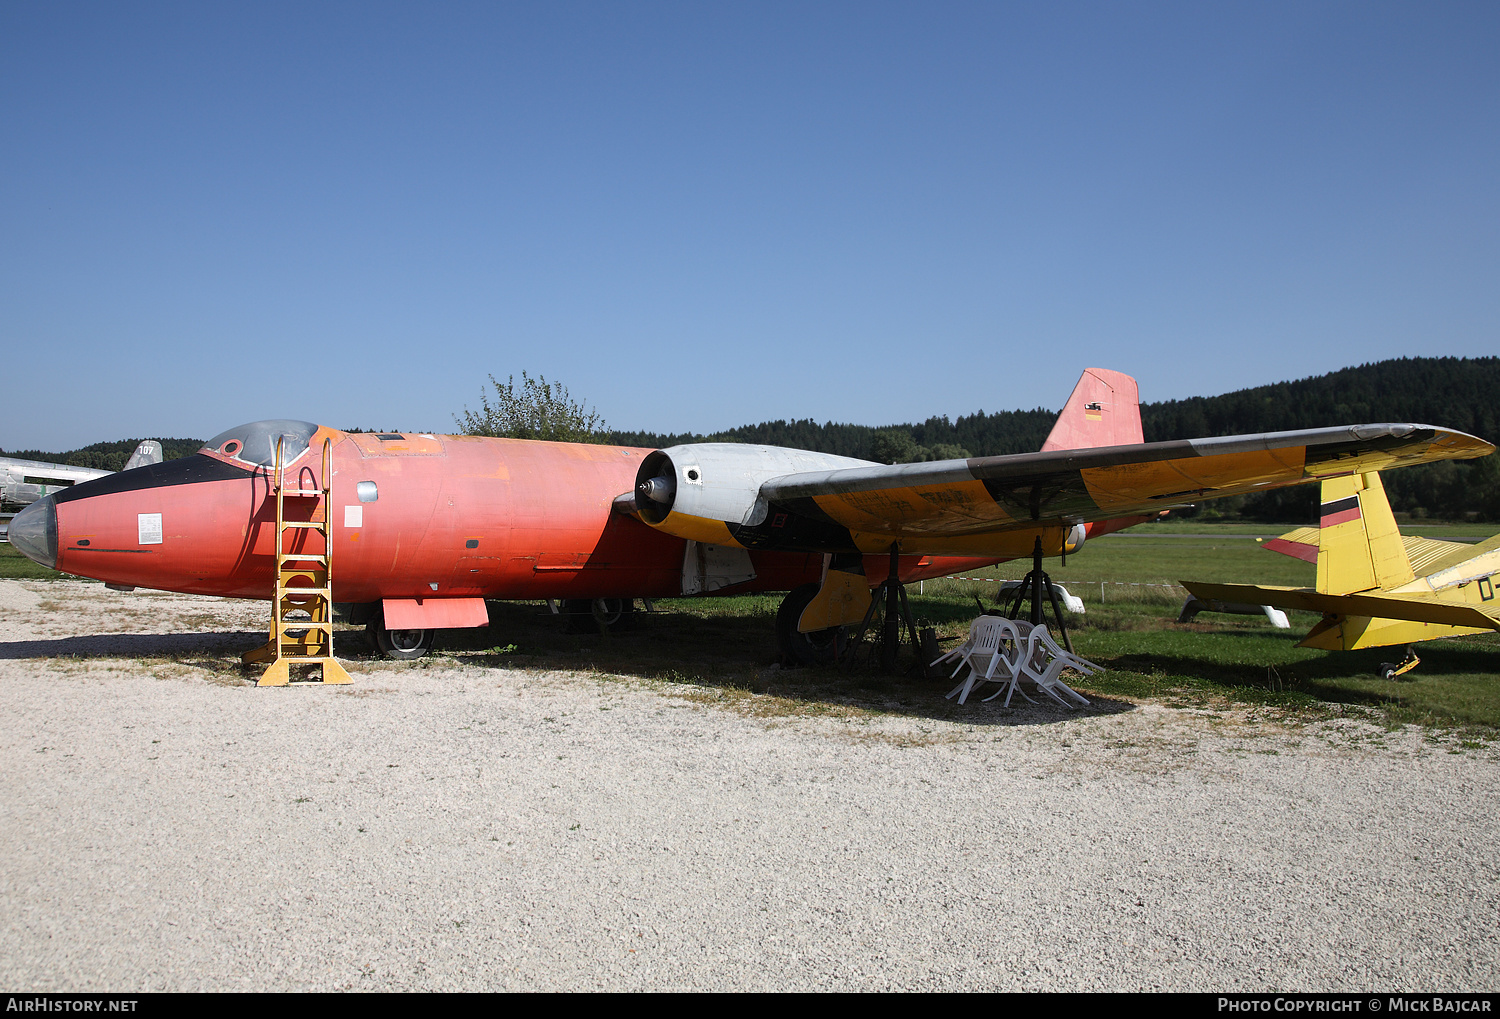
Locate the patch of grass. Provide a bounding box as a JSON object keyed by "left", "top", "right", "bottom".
{"left": 0, "top": 543, "right": 94, "bottom": 581}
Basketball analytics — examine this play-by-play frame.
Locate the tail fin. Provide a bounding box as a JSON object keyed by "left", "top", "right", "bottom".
{"left": 123, "top": 440, "right": 163, "bottom": 471}
{"left": 1041, "top": 368, "right": 1143, "bottom": 451}
{"left": 1316, "top": 472, "right": 1415, "bottom": 595}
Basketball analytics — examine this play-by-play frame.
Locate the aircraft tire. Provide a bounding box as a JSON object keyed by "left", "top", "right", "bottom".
{"left": 592, "top": 598, "right": 626, "bottom": 628}
{"left": 368, "top": 611, "right": 435, "bottom": 660}
{"left": 563, "top": 598, "right": 634, "bottom": 633}
{"left": 776, "top": 583, "right": 843, "bottom": 667}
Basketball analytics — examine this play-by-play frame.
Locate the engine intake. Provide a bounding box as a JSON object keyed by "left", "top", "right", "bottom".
{"left": 634, "top": 444, "right": 876, "bottom": 538}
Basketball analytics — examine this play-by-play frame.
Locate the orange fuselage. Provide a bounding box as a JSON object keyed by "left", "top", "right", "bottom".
{"left": 47, "top": 429, "right": 999, "bottom": 603}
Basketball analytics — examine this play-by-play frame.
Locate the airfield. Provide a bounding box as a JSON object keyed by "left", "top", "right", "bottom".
{"left": 2, "top": 527, "right": 1498, "bottom": 992}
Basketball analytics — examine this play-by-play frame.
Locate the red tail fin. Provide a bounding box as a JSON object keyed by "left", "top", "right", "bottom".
{"left": 1041, "top": 368, "right": 1143, "bottom": 451}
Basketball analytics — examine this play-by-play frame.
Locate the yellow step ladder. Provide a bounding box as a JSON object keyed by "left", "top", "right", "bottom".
{"left": 243, "top": 436, "right": 352, "bottom": 686}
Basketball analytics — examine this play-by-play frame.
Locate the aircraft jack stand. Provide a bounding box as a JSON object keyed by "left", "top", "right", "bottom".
{"left": 1379, "top": 647, "right": 1420, "bottom": 681}
{"left": 843, "top": 546, "right": 923, "bottom": 673}
{"left": 243, "top": 436, "right": 353, "bottom": 686}
{"left": 1004, "top": 536, "right": 1076, "bottom": 654}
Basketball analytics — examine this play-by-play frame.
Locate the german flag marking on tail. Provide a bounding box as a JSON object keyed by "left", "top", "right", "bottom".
{"left": 1321, "top": 495, "right": 1361, "bottom": 527}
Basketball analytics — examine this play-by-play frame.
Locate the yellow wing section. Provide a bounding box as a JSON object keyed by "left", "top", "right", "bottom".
{"left": 749, "top": 424, "right": 1492, "bottom": 556}
{"left": 1180, "top": 581, "right": 1500, "bottom": 631}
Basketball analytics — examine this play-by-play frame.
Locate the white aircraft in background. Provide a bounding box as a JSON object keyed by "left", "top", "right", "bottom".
{"left": 1, "top": 441, "right": 162, "bottom": 539}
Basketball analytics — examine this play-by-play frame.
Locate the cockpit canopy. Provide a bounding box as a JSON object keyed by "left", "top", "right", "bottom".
{"left": 201, "top": 420, "right": 318, "bottom": 467}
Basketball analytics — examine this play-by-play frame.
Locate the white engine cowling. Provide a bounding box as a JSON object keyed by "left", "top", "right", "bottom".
{"left": 635, "top": 443, "right": 876, "bottom": 543}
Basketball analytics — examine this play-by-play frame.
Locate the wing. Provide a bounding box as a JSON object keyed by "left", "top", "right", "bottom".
{"left": 632, "top": 423, "right": 1493, "bottom": 557}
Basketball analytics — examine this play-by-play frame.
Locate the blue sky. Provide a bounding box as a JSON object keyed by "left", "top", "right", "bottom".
{"left": 4, "top": 1, "right": 1497, "bottom": 450}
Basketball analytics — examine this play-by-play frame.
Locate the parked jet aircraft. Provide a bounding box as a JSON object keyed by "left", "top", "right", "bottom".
{"left": 7, "top": 370, "right": 1491, "bottom": 663}
{"left": 1183, "top": 471, "right": 1500, "bottom": 676}
{"left": 2, "top": 441, "right": 165, "bottom": 511}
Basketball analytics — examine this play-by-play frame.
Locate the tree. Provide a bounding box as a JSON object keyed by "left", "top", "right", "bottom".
{"left": 869, "top": 429, "right": 922, "bottom": 465}
{"left": 455, "top": 372, "right": 609, "bottom": 443}
{"left": 868, "top": 429, "right": 973, "bottom": 464}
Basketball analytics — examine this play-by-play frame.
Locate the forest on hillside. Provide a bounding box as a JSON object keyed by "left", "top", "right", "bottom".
{"left": 1, "top": 437, "right": 204, "bottom": 470}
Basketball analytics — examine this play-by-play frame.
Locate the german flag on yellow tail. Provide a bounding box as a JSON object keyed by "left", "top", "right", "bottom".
{"left": 1182, "top": 470, "right": 1500, "bottom": 654}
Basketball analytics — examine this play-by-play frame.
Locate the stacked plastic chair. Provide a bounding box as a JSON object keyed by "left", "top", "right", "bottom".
{"left": 934, "top": 615, "right": 1101, "bottom": 709}
{"left": 983, "top": 624, "right": 1097, "bottom": 707}
{"left": 937, "top": 616, "right": 1025, "bottom": 705}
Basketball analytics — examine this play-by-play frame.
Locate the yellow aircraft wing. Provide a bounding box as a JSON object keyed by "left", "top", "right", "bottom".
{"left": 742, "top": 423, "right": 1492, "bottom": 555}
{"left": 634, "top": 422, "right": 1492, "bottom": 557}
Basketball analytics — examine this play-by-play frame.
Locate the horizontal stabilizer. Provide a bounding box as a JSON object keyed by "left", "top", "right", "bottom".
{"left": 1263, "top": 530, "right": 1319, "bottom": 564}
{"left": 1263, "top": 527, "right": 1473, "bottom": 575}
{"left": 1180, "top": 580, "right": 1500, "bottom": 631}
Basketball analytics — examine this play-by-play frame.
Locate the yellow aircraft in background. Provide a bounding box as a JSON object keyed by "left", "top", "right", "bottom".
{"left": 1182, "top": 471, "right": 1500, "bottom": 678}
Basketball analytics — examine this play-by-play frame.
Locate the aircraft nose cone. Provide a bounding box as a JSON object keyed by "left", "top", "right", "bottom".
{"left": 8, "top": 495, "right": 58, "bottom": 570}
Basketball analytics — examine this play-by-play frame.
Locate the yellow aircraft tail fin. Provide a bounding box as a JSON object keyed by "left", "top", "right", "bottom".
{"left": 1316, "top": 472, "right": 1415, "bottom": 596}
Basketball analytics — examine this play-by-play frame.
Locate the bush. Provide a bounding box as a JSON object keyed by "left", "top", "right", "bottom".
{"left": 455, "top": 372, "right": 608, "bottom": 443}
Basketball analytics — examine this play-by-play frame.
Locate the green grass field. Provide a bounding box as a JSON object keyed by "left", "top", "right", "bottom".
{"left": 434, "top": 526, "right": 1499, "bottom": 737}
{"left": 5, "top": 523, "right": 1498, "bottom": 735}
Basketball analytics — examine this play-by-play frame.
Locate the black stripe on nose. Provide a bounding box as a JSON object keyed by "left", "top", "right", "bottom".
{"left": 52, "top": 454, "right": 254, "bottom": 504}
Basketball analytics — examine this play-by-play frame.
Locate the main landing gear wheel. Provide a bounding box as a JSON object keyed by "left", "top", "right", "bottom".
{"left": 367, "top": 610, "right": 435, "bottom": 660}
{"left": 563, "top": 598, "right": 634, "bottom": 633}
{"left": 592, "top": 598, "right": 629, "bottom": 628}
{"left": 776, "top": 583, "right": 844, "bottom": 667}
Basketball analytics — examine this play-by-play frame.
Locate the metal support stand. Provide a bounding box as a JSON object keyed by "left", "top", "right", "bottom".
{"left": 845, "top": 545, "right": 922, "bottom": 673}
{"left": 1004, "top": 536, "right": 1075, "bottom": 654}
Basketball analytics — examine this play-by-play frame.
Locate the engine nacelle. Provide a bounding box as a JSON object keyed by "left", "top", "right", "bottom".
{"left": 635, "top": 443, "right": 876, "bottom": 545}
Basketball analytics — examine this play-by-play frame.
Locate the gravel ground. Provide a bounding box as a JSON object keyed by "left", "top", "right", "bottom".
{"left": 1, "top": 579, "right": 1497, "bottom": 992}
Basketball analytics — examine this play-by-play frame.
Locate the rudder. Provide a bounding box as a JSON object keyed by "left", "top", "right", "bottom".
{"left": 1041, "top": 368, "right": 1143, "bottom": 451}
{"left": 1315, "top": 472, "right": 1414, "bottom": 595}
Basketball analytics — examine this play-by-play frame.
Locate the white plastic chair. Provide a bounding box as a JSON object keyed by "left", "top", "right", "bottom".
{"left": 1032, "top": 625, "right": 1101, "bottom": 676}
{"left": 932, "top": 617, "right": 984, "bottom": 678}
{"left": 943, "top": 616, "right": 1025, "bottom": 705}
{"left": 979, "top": 624, "right": 1046, "bottom": 707}
{"left": 991, "top": 624, "right": 1091, "bottom": 708}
